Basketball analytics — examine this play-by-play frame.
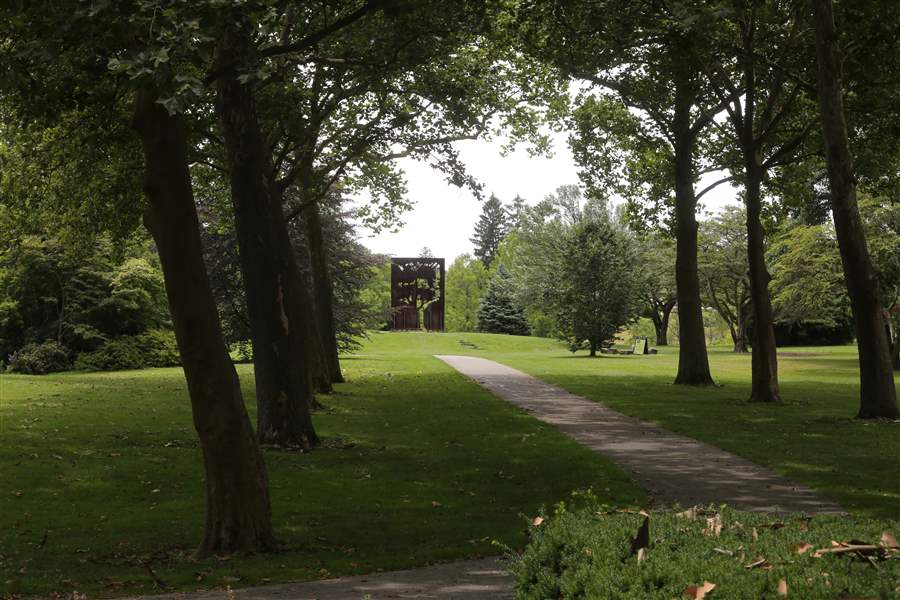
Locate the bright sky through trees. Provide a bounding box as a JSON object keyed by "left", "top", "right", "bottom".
{"left": 357, "top": 129, "right": 740, "bottom": 260}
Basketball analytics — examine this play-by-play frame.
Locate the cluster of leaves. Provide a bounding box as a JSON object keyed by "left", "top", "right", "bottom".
{"left": 476, "top": 267, "right": 531, "bottom": 336}
{"left": 6, "top": 340, "right": 70, "bottom": 374}
{"left": 74, "top": 329, "right": 180, "bottom": 371}
{"left": 497, "top": 185, "right": 642, "bottom": 352}
{"left": 0, "top": 233, "right": 171, "bottom": 371}
{"left": 511, "top": 496, "right": 900, "bottom": 599}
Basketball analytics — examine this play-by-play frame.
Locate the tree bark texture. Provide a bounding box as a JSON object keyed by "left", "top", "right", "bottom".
{"left": 813, "top": 0, "right": 899, "bottom": 418}
{"left": 672, "top": 65, "right": 714, "bottom": 386}
{"left": 216, "top": 22, "right": 320, "bottom": 445}
{"left": 132, "top": 88, "right": 275, "bottom": 556}
{"left": 743, "top": 160, "right": 781, "bottom": 402}
{"left": 303, "top": 200, "right": 344, "bottom": 383}
{"left": 289, "top": 225, "right": 334, "bottom": 395}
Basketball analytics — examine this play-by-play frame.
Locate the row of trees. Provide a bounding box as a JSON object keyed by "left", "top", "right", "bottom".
{"left": 2, "top": 0, "right": 896, "bottom": 558}
{"left": 516, "top": 0, "right": 898, "bottom": 416}
{"left": 1, "top": 1, "right": 556, "bottom": 555}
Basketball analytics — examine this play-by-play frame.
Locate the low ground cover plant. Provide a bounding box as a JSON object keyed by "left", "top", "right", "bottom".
{"left": 510, "top": 497, "right": 900, "bottom": 599}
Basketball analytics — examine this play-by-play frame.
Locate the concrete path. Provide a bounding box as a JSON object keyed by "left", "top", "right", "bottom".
{"left": 436, "top": 355, "right": 844, "bottom": 514}
{"left": 128, "top": 557, "right": 511, "bottom": 600}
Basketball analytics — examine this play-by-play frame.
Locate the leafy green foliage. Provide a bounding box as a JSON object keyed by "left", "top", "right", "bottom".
{"left": 445, "top": 254, "right": 490, "bottom": 332}
{"left": 511, "top": 500, "right": 900, "bottom": 599}
{"left": 769, "top": 223, "right": 850, "bottom": 328}
{"left": 0, "top": 235, "right": 170, "bottom": 360}
{"left": 477, "top": 269, "right": 531, "bottom": 336}
{"left": 506, "top": 187, "right": 641, "bottom": 353}
{"left": 6, "top": 340, "right": 70, "bottom": 374}
{"left": 74, "top": 329, "right": 180, "bottom": 371}
{"left": 470, "top": 194, "right": 509, "bottom": 267}
{"left": 698, "top": 206, "right": 752, "bottom": 351}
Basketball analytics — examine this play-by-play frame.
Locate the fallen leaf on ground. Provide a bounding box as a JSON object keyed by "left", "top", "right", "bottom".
{"left": 636, "top": 547, "right": 646, "bottom": 562}
{"left": 795, "top": 543, "right": 813, "bottom": 555}
{"left": 683, "top": 581, "right": 716, "bottom": 599}
{"left": 532, "top": 516, "right": 544, "bottom": 527}
{"left": 676, "top": 507, "right": 698, "bottom": 520}
{"left": 752, "top": 527, "right": 758, "bottom": 541}
{"left": 431, "top": 501, "right": 442, "bottom": 508}
{"left": 703, "top": 514, "right": 723, "bottom": 537}
{"left": 777, "top": 579, "right": 788, "bottom": 596}
{"left": 880, "top": 532, "right": 898, "bottom": 549}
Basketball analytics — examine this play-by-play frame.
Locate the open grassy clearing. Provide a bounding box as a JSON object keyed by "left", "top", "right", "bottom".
{"left": 0, "top": 339, "right": 642, "bottom": 597}
{"left": 379, "top": 331, "right": 900, "bottom": 518}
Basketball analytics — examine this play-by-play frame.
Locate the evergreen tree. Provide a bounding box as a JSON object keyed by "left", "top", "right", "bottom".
{"left": 470, "top": 194, "right": 508, "bottom": 267}
{"left": 476, "top": 267, "right": 530, "bottom": 336}
{"left": 506, "top": 194, "right": 529, "bottom": 230}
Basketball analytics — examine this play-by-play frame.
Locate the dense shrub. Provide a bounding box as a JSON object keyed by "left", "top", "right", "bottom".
{"left": 7, "top": 340, "right": 70, "bottom": 374}
{"left": 510, "top": 498, "right": 900, "bottom": 599}
{"left": 75, "top": 329, "right": 180, "bottom": 371}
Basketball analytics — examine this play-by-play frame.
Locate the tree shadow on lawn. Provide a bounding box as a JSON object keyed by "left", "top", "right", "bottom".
{"left": 0, "top": 366, "right": 643, "bottom": 597}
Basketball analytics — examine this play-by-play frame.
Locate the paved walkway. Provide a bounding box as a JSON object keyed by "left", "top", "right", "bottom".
{"left": 436, "top": 355, "right": 844, "bottom": 514}
{"left": 128, "top": 558, "right": 511, "bottom": 600}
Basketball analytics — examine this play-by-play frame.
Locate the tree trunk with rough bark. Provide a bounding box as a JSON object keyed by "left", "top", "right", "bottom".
{"left": 216, "top": 23, "right": 319, "bottom": 445}
{"left": 813, "top": 0, "right": 899, "bottom": 418}
{"left": 289, "top": 221, "right": 334, "bottom": 395}
{"left": 743, "top": 161, "right": 781, "bottom": 402}
{"left": 672, "top": 66, "right": 714, "bottom": 386}
{"left": 132, "top": 88, "right": 275, "bottom": 557}
{"left": 304, "top": 200, "right": 344, "bottom": 383}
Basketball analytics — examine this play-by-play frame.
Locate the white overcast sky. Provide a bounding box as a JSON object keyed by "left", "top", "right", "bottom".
{"left": 355, "top": 129, "right": 741, "bottom": 261}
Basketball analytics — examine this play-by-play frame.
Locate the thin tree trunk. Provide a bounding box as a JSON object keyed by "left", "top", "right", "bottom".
{"left": 133, "top": 88, "right": 275, "bottom": 556}
{"left": 304, "top": 200, "right": 344, "bottom": 383}
{"left": 744, "top": 163, "right": 780, "bottom": 401}
{"left": 657, "top": 301, "right": 674, "bottom": 346}
{"left": 216, "top": 22, "right": 319, "bottom": 446}
{"left": 672, "top": 63, "right": 714, "bottom": 386}
{"left": 813, "top": 0, "right": 899, "bottom": 418}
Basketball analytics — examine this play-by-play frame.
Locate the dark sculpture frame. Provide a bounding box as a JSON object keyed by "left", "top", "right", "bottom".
{"left": 390, "top": 257, "right": 445, "bottom": 331}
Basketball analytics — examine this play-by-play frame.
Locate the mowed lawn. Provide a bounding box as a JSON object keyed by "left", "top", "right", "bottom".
{"left": 388, "top": 331, "right": 899, "bottom": 519}
{"left": 0, "top": 336, "right": 643, "bottom": 597}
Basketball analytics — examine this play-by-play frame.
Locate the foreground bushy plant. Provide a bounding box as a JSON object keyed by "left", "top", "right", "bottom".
{"left": 74, "top": 329, "right": 180, "bottom": 371}
{"left": 7, "top": 340, "right": 70, "bottom": 374}
{"left": 510, "top": 498, "right": 900, "bottom": 599}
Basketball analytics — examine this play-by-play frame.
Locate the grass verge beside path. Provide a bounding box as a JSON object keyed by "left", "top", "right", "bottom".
{"left": 408, "top": 331, "right": 899, "bottom": 519}
{"left": 0, "top": 340, "right": 643, "bottom": 598}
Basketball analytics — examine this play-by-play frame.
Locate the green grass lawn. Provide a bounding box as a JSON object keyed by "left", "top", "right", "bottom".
{"left": 375, "top": 331, "right": 900, "bottom": 518}
{"left": 0, "top": 337, "right": 643, "bottom": 597}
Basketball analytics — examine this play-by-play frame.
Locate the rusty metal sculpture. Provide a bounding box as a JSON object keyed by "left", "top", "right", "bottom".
{"left": 390, "top": 257, "right": 445, "bottom": 331}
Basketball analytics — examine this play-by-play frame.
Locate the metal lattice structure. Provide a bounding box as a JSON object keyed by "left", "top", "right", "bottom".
{"left": 390, "top": 257, "right": 445, "bottom": 331}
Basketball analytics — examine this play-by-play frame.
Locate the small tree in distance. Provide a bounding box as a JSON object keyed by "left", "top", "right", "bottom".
{"left": 476, "top": 267, "right": 531, "bottom": 336}
{"left": 470, "top": 194, "right": 509, "bottom": 267}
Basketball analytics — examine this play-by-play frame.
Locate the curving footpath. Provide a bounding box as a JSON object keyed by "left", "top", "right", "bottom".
{"left": 436, "top": 355, "right": 844, "bottom": 514}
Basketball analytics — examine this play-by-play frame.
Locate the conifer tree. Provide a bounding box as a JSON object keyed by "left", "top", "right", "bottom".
{"left": 476, "top": 267, "right": 531, "bottom": 336}
{"left": 470, "top": 194, "right": 508, "bottom": 267}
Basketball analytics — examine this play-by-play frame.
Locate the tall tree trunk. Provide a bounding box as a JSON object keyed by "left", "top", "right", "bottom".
{"left": 289, "top": 223, "right": 334, "bottom": 395}
{"left": 813, "top": 0, "right": 899, "bottom": 418}
{"left": 744, "top": 162, "right": 781, "bottom": 402}
{"left": 672, "top": 64, "right": 714, "bottom": 386}
{"left": 216, "top": 22, "right": 319, "bottom": 446}
{"left": 132, "top": 88, "right": 275, "bottom": 556}
{"left": 733, "top": 306, "right": 749, "bottom": 353}
{"left": 304, "top": 200, "right": 344, "bottom": 383}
